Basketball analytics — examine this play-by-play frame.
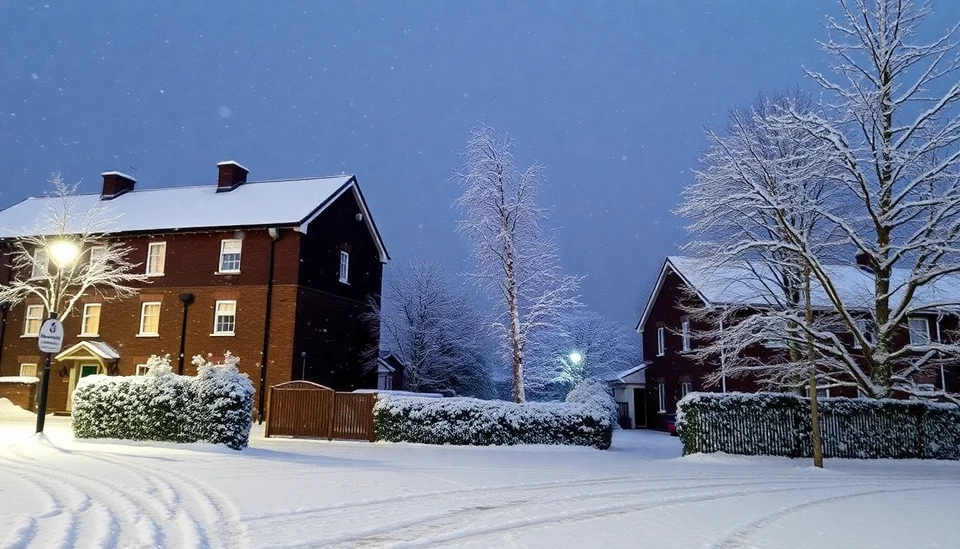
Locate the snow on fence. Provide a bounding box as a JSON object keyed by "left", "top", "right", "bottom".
{"left": 676, "top": 392, "right": 960, "bottom": 460}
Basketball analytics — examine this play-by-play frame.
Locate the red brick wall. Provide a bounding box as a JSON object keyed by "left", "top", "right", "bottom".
{"left": 0, "top": 381, "right": 37, "bottom": 412}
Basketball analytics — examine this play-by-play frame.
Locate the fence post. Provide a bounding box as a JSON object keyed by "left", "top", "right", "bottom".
{"left": 264, "top": 387, "right": 273, "bottom": 438}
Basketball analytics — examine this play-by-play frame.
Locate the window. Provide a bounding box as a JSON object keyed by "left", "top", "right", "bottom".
{"left": 853, "top": 318, "right": 875, "bottom": 349}
{"left": 23, "top": 305, "right": 44, "bottom": 336}
{"left": 681, "top": 319, "right": 691, "bottom": 352}
{"left": 656, "top": 326, "right": 665, "bottom": 356}
{"left": 908, "top": 317, "right": 930, "bottom": 346}
{"left": 146, "top": 242, "right": 166, "bottom": 276}
{"left": 31, "top": 249, "right": 48, "bottom": 279}
{"left": 135, "top": 364, "right": 151, "bottom": 376}
{"left": 139, "top": 302, "right": 161, "bottom": 336}
{"left": 19, "top": 363, "right": 37, "bottom": 377}
{"left": 378, "top": 373, "right": 393, "bottom": 390}
{"left": 817, "top": 387, "right": 831, "bottom": 398}
{"left": 88, "top": 246, "right": 107, "bottom": 266}
{"left": 213, "top": 300, "right": 237, "bottom": 335}
{"left": 657, "top": 382, "right": 667, "bottom": 413}
{"left": 339, "top": 251, "right": 350, "bottom": 283}
{"left": 219, "top": 239, "right": 242, "bottom": 273}
{"left": 80, "top": 303, "right": 101, "bottom": 336}
{"left": 681, "top": 381, "right": 693, "bottom": 397}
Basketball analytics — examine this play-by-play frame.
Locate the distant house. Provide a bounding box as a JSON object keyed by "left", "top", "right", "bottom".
{"left": 377, "top": 354, "right": 405, "bottom": 391}
{"left": 632, "top": 256, "right": 960, "bottom": 431}
{"left": 0, "top": 161, "right": 389, "bottom": 417}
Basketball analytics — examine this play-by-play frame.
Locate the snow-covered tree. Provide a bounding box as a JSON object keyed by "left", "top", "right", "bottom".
{"left": 372, "top": 259, "right": 495, "bottom": 398}
{"left": 780, "top": 0, "right": 960, "bottom": 399}
{"left": 0, "top": 173, "right": 147, "bottom": 320}
{"left": 455, "top": 125, "right": 581, "bottom": 402}
{"left": 526, "top": 310, "right": 640, "bottom": 400}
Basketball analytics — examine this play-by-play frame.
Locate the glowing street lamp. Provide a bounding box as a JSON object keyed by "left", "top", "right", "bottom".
{"left": 569, "top": 350, "right": 583, "bottom": 365}
{"left": 49, "top": 240, "right": 81, "bottom": 268}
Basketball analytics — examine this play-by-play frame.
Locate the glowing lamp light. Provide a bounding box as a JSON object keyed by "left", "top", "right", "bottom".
{"left": 49, "top": 240, "right": 81, "bottom": 268}
{"left": 569, "top": 351, "right": 583, "bottom": 365}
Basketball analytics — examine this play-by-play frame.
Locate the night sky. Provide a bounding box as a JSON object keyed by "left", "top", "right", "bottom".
{"left": 2, "top": 1, "right": 955, "bottom": 327}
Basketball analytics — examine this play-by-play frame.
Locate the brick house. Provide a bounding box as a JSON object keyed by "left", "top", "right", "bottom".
{"left": 629, "top": 256, "right": 960, "bottom": 431}
{"left": 0, "top": 161, "right": 389, "bottom": 417}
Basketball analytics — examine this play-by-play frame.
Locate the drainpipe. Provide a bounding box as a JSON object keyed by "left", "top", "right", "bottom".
{"left": 258, "top": 227, "right": 281, "bottom": 423}
{"left": 177, "top": 293, "right": 195, "bottom": 375}
{"left": 0, "top": 243, "right": 12, "bottom": 367}
{"left": 719, "top": 316, "right": 727, "bottom": 393}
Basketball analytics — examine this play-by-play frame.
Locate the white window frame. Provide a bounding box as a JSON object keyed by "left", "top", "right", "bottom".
{"left": 656, "top": 326, "right": 665, "bottom": 356}
{"left": 31, "top": 249, "right": 49, "bottom": 279}
{"left": 853, "top": 318, "right": 875, "bottom": 349}
{"left": 145, "top": 242, "right": 166, "bottom": 276}
{"left": 908, "top": 317, "right": 930, "bottom": 346}
{"left": 88, "top": 245, "right": 107, "bottom": 266}
{"left": 135, "top": 364, "right": 151, "bottom": 376}
{"left": 213, "top": 300, "right": 237, "bottom": 336}
{"left": 19, "top": 363, "right": 38, "bottom": 377}
{"left": 657, "top": 382, "right": 666, "bottom": 413}
{"left": 378, "top": 372, "right": 393, "bottom": 390}
{"left": 681, "top": 381, "right": 693, "bottom": 397}
{"left": 80, "top": 303, "right": 101, "bottom": 337}
{"left": 339, "top": 251, "right": 350, "bottom": 284}
{"left": 219, "top": 239, "right": 242, "bottom": 273}
{"left": 681, "top": 319, "right": 691, "bottom": 352}
{"left": 138, "top": 302, "right": 161, "bottom": 336}
{"left": 23, "top": 304, "right": 44, "bottom": 336}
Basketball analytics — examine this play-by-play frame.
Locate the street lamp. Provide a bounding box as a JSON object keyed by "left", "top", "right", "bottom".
{"left": 35, "top": 239, "right": 80, "bottom": 434}
{"left": 569, "top": 350, "right": 583, "bottom": 365}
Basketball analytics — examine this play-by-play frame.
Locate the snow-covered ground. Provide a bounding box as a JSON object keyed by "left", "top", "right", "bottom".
{"left": 1, "top": 416, "right": 958, "bottom": 549}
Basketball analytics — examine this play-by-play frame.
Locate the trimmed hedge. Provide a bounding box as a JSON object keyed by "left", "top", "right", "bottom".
{"left": 676, "top": 392, "right": 960, "bottom": 460}
{"left": 375, "top": 395, "right": 613, "bottom": 449}
{"left": 72, "top": 354, "right": 254, "bottom": 450}
{"left": 565, "top": 378, "right": 619, "bottom": 429}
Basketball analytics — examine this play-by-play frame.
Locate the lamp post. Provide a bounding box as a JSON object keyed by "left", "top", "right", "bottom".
{"left": 568, "top": 350, "right": 583, "bottom": 366}
{"left": 177, "top": 293, "right": 195, "bottom": 375}
{"left": 35, "top": 239, "right": 80, "bottom": 434}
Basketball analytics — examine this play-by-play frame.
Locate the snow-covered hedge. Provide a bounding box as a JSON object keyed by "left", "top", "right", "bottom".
{"left": 565, "top": 378, "right": 619, "bottom": 429}
{"left": 72, "top": 354, "right": 254, "bottom": 450}
{"left": 374, "top": 395, "right": 613, "bottom": 449}
{"left": 676, "top": 392, "right": 960, "bottom": 460}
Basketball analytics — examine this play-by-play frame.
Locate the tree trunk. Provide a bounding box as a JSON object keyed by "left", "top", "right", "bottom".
{"left": 504, "top": 240, "right": 525, "bottom": 403}
{"left": 805, "top": 265, "right": 824, "bottom": 468}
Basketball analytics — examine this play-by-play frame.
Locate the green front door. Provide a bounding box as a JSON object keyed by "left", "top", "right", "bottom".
{"left": 80, "top": 364, "right": 99, "bottom": 378}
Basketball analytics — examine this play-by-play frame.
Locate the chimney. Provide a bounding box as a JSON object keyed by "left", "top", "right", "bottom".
{"left": 855, "top": 251, "right": 874, "bottom": 274}
{"left": 217, "top": 161, "right": 248, "bottom": 192}
{"left": 100, "top": 171, "right": 136, "bottom": 200}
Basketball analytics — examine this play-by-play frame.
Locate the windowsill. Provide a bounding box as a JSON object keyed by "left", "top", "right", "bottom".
{"left": 135, "top": 334, "right": 160, "bottom": 338}
{"left": 657, "top": 410, "right": 667, "bottom": 414}
{"left": 680, "top": 350, "right": 693, "bottom": 354}
{"left": 210, "top": 332, "right": 236, "bottom": 337}
{"left": 78, "top": 333, "right": 100, "bottom": 338}
{"left": 21, "top": 334, "right": 38, "bottom": 339}
{"left": 339, "top": 280, "right": 350, "bottom": 285}
{"left": 656, "top": 353, "right": 665, "bottom": 357}
{"left": 145, "top": 273, "right": 165, "bottom": 277}
{"left": 215, "top": 271, "right": 241, "bottom": 276}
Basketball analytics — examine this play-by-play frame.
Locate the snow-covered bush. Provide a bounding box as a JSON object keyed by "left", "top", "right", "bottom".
{"left": 72, "top": 354, "right": 254, "bottom": 450}
{"left": 565, "top": 378, "right": 618, "bottom": 429}
{"left": 676, "top": 392, "right": 960, "bottom": 460}
{"left": 375, "top": 395, "right": 613, "bottom": 449}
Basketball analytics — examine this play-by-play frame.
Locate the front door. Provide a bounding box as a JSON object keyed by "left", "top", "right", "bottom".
{"left": 633, "top": 387, "right": 647, "bottom": 428}
{"left": 66, "top": 362, "right": 102, "bottom": 411}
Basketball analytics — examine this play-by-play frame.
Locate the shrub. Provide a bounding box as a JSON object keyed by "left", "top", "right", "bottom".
{"left": 565, "top": 378, "right": 619, "bottom": 429}
{"left": 374, "top": 395, "right": 613, "bottom": 449}
{"left": 72, "top": 354, "right": 254, "bottom": 450}
{"left": 676, "top": 392, "right": 960, "bottom": 460}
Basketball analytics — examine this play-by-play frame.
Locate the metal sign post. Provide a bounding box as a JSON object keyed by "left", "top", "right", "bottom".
{"left": 35, "top": 313, "right": 65, "bottom": 434}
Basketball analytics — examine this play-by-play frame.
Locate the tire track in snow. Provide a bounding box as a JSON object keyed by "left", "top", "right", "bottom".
{"left": 75, "top": 449, "right": 247, "bottom": 549}
{"left": 2, "top": 446, "right": 165, "bottom": 548}
{"left": 710, "top": 485, "right": 948, "bottom": 549}
{"left": 280, "top": 480, "right": 871, "bottom": 548}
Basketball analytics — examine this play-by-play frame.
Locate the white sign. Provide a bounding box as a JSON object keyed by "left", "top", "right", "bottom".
{"left": 38, "top": 319, "right": 65, "bottom": 354}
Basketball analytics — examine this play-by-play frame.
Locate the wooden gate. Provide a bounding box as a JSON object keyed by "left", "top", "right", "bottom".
{"left": 264, "top": 381, "right": 375, "bottom": 441}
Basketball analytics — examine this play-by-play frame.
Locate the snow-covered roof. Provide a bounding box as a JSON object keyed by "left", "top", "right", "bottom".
{"left": 55, "top": 341, "right": 120, "bottom": 361}
{"left": 637, "top": 256, "right": 960, "bottom": 332}
{"left": 610, "top": 365, "right": 646, "bottom": 385}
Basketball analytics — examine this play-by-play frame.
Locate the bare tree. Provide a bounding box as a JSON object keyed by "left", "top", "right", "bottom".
{"left": 371, "top": 259, "right": 494, "bottom": 398}
{"left": 455, "top": 125, "right": 581, "bottom": 402}
{"left": 779, "top": 0, "right": 960, "bottom": 399}
{"left": 0, "top": 173, "right": 147, "bottom": 320}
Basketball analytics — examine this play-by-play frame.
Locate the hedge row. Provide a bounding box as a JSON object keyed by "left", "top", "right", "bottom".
{"left": 374, "top": 394, "right": 614, "bottom": 449}
{"left": 72, "top": 354, "right": 254, "bottom": 450}
{"left": 676, "top": 392, "right": 960, "bottom": 460}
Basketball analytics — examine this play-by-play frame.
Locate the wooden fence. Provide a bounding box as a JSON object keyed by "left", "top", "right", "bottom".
{"left": 264, "top": 381, "right": 376, "bottom": 441}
